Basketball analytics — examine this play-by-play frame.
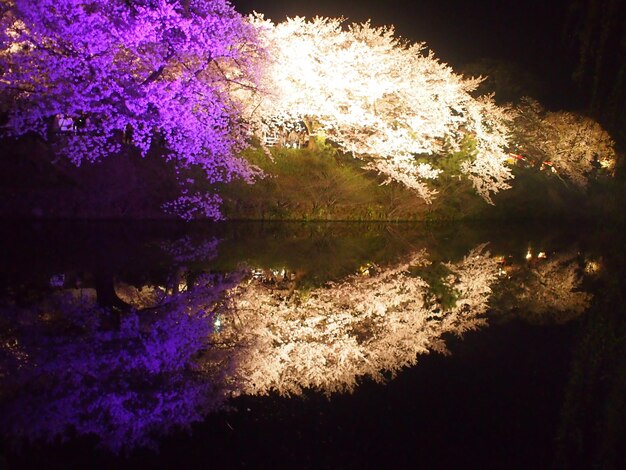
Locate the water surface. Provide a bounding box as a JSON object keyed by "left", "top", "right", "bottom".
{"left": 1, "top": 221, "right": 624, "bottom": 468}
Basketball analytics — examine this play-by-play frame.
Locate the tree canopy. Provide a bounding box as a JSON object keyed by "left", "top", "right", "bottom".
{"left": 0, "top": 0, "right": 263, "bottom": 218}
{"left": 512, "top": 97, "right": 617, "bottom": 187}
{"left": 249, "top": 15, "right": 514, "bottom": 203}
{"left": 0, "top": 4, "right": 620, "bottom": 218}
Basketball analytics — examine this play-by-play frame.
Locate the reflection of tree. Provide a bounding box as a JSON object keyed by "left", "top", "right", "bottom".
{"left": 519, "top": 252, "right": 591, "bottom": 323}
{"left": 219, "top": 245, "right": 500, "bottom": 396}
{"left": 111, "top": 235, "right": 223, "bottom": 309}
{"left": 0, "top": 273, "right": 240, "bottom": 452}
{"left": 494, "top": 250, "right": 591, "bottom": 324}
{"left": 0, "top": 241, "right": 596, "bottom": 453}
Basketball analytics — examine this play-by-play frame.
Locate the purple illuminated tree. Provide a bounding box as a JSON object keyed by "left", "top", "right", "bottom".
{"left": 0, "top": 0, "right": 263, "bottom": 218}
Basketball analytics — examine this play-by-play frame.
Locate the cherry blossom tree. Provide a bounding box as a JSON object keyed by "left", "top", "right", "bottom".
{"left": 248, "top": 16, "right": 514, "bottom": 203}
{"left": 0, "top": 0, "right": 264, "bottom": 218}
{"left": 511, "top": 97, "right": 617, "bottom": 187}
{"left": 219, "top": 244, "right": 501, "bottom": 396}
{"left": 0, "top": 244, "right": 503, "bottom": 450}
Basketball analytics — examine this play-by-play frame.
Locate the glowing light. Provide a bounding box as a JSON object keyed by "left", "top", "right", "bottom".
{"left": 599, "top": 158, "right": 615, "bottom": 171}
{"left": 585, "top": 260, "right": 601, "bottom": 274}
{"left": 525, "top": 249, "right": 532, "bottom": 261}
{"left": 537, "top": 252, "right": 547, "bottom": 259}
{"left": 358, "top": 262, "right": 376, "bottom": 276}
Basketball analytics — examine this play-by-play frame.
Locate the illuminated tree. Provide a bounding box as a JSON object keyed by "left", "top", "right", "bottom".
{"left": 249, "top": 16, "right": 514, "bottom": 203}
{"left": 220, "top": 245, "right": 501, "bottom": 396}
{"left": 512, "top": 98, "right": 617, "bottom": 187}
{"left": 0, "top": 0, "right": 264, "bottom": 218}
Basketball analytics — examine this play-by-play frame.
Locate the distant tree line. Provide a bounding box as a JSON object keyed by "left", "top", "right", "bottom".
{"left": 563, "top": 0, "right": 626, "bottom": 149}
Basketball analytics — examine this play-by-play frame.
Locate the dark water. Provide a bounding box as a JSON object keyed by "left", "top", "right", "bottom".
{"left": 1, "top": 221, "right": 625, "bottom": 469}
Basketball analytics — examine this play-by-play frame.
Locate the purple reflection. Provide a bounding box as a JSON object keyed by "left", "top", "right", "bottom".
{"left": 0, "top": 272, "right": 241, "bottom": 453}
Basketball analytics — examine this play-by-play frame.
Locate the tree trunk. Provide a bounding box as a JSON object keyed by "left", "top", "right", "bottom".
{"left": 303, "top": 117, "right": 318, "bottom": 150}
{"left": 95, "top": 270, "right": 130, "bottom": 329}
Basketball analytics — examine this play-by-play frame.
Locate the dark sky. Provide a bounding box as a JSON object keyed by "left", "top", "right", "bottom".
{"left": 230, "top": 0, "right": 570, "bottom": 69}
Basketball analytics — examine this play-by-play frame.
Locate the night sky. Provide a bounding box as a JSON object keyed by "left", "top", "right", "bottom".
{"left": 231, "top": 0, "right": 570, "bottom": 68}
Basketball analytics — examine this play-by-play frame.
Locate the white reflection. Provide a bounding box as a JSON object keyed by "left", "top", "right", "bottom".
{"left": 216, "top": 245, "right": 500, "bottom": 396}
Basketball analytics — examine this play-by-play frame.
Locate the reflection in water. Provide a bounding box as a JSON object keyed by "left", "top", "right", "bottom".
{"left": 0, "top": 273, "right": 240, "bottom": 452}
{"left": 224, "top": 245, "right": 499, "bottom": 396}
{"left": 516, "top": 251, "right": 591, "bottom": 323}
{"left": 556, "top": 257, "right": 626, "bottom": 469}
{"left": 0, "top": 233, "right": 593, "bottom": 452}
{"left": 493, "top": 250, "right": 592, "bottom": 325}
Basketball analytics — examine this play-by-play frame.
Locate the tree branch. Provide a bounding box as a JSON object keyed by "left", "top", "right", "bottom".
{"left": 140, "top": 51, "right": 175, "bottom": 86}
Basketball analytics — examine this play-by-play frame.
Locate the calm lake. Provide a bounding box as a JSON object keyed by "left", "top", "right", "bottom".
{"left": 1, "top": 220, "right": 625, "bottom": 469}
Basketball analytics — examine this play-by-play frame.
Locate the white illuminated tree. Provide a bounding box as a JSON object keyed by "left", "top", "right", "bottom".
{"left": 512, "top": 98, "right": 617, "bottom": 187}
{"left": 248, "top": 16, "right": 514, "bottom": 203}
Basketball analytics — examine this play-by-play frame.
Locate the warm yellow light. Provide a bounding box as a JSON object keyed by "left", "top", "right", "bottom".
{"left": 585, "top": 260, "right": 601, "bottom": 274}
{"left": 599, "top": 158, "right": 615, "bottom": 170}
